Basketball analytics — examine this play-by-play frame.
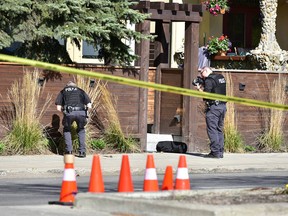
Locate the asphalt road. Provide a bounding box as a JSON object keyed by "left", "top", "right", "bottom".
{"left": 0, "top": 171, "right": 287, "bottom": 206}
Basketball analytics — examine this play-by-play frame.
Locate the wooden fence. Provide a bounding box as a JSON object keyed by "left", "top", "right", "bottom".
{"left": 0, "top": 63, "right": 287, "bottom": 152}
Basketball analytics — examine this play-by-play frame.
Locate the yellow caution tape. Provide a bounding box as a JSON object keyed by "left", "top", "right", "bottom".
{"left": 0, "top": 54, "right": 288, "bottom": 110}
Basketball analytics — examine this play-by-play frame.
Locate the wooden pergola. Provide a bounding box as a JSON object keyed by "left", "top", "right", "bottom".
{"left": 133, "top": 1, "right": 205, "bottom": 151}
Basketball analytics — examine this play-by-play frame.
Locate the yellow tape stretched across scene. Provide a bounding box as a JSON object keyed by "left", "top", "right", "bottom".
{"left": 0, "top": 54, "right": 288, "bottom": 111}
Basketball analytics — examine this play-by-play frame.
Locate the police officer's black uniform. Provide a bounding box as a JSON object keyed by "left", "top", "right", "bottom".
{"left": 203, "top": 73, "right": 227, "bottom": 158}
{"left": 55, "top": 83, "right": 91, "bottom": 157}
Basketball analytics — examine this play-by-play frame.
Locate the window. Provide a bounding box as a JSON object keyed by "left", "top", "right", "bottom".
{"left": 223, "top": 1, "right": 260, "bottom": 49}
{"left": 82, "top": 41, "right": 99, "bottom": 59}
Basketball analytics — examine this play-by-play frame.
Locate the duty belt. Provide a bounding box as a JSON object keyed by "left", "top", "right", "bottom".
{"left": 206, "top": 100, "right": 226, "bottom": 106}
{"left": 66, "top": 106, "right": 86, "bottom": 111}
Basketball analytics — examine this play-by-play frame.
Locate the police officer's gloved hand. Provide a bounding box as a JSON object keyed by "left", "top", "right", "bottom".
{"left": 196, "top": 84, "right": 204, "bottom": 92}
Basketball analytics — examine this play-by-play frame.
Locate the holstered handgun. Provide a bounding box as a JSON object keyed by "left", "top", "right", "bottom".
{"left": 62, "top": 105, "right": 72, "bottom": 114}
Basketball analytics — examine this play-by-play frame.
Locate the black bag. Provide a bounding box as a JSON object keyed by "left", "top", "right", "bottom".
{"left": 156, "top": 141, "right": 187, "bottom": 153}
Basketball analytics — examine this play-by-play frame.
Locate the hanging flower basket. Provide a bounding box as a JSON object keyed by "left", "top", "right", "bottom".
{"left": 203, "top": 0, "right": 230, "bottom": 16}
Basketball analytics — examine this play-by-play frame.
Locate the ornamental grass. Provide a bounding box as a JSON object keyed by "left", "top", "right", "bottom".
{"left": 98, "top": 83, "right": 140, "bottom": 153}
{"left": 223, "top": 73, "right": 245, "bottom": 153}
{"left": 0, "top": 70, "right": 52, "bottom": 155}
{"left": 257, "top": 76, "right": 287, "bottom": 152}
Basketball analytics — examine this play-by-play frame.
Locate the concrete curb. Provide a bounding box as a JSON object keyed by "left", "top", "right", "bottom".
{"left": 75, "top": 189, "right": 288, "bottom": 216}
{"left": 75, "top": 192, "right": 214, "bottom": 216}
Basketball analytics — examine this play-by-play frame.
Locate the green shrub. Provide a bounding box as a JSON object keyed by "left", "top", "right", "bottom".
{"left": 258, "top": 131, "right": 284, "bottom": 152}
{"left": 244, "top": 145, "right": 256, "bottom": 152}
{"left": 6, "top": 121, "right": 48, "bottom": 154}
{"left": 224, "top": 126, "right": 245, "bottom": 153}
{"left": 90, "top": 139, "right": 106, "bottom": 150}
{"left": 104, "top": 125, "right": 139, "bottom": 153}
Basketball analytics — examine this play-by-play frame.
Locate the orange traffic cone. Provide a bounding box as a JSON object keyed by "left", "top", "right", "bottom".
{"left": 48, "top": 154, "right": 77, "bottom": 206}
{"left": 88, "top": 155, "right": 104, "bottom": 193}
{"left": 118, "top": 155, "right": 134, "bottom": 192}
{"left": 59, "top": 154, "right": 78, "bottom": 204}
{"left": 161, "top": 165, "right": 174, "bottom": 190}
{"left": 175, "top": 155, "right": 190, "bottom": 190}
{"left": 143, "top": 154, "right": 159, "bottom": 192}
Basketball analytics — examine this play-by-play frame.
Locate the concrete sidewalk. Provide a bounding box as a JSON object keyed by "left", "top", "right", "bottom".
{"left": 1, "top": 152, "right": 288, "bottom": 177}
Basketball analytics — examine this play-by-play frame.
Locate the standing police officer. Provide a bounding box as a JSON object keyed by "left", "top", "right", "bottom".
{"left": 196, "top": 67, "right": 227, "bottom": 158}
{"left": 55, "top": 81, "right": 91, "bottom": 158}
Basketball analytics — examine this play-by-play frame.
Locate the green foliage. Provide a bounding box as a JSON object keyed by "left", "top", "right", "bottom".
{"left": 224, "top": 126, "right": 245, "bottom": 153}
{"left": 204, "top": 0, "right": 230, "bottom": 16}
{"left": 5, "top": 120, "right": 49, "bottom": 154}
{"left": 90, "top": 139, "right": 106, "bottom": 150}
{"left": 0, "top": 141, "right": 5, "bottom": 154}
{"left": 16, "top": 38, "right": 72, "bottom": 64}
{"left": 104, "top": 125, "right": 139, "bottom": 153}
{"left": 207, "top": 35, "right": 230, "bottom": 55}
{"left": 244, "top": 145, "right": 256, "bottom": 152}
{"left": 0, "top": 0, "right": 151, "bottom": 65}
{"left": 257, "top": 131, "right": 284, "bottom": 152}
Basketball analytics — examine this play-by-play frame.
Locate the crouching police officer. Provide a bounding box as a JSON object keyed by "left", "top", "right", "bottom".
{"left": 55, "top": 81, "right": 91, "bottom": 158}
{"left": 196, "top": 67, "right": 227, "bottom": 159}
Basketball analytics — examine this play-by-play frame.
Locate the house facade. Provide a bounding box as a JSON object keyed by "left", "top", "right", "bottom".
{"left": 192, "top": 0, "right": 288, "bottom": 49}
{"left": 66, "top": 0, "right": 288, "bottom": 68}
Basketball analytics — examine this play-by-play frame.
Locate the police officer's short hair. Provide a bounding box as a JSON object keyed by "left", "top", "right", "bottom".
{"left": 202, "top": 66, "right": 213, "bottom": 73}
{"left": 66, "top": 81, "right": 77, "bottom": 87}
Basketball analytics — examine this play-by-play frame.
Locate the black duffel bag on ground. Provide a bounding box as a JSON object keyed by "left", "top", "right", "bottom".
{"left": 156, "top": 141, "right": 187, "bottom": 153}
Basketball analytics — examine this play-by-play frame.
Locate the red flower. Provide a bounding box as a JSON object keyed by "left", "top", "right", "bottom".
{"left": 219, "top": 35, "right": 225, "bottom": 41}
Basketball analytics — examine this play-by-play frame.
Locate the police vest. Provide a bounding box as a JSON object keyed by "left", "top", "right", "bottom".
{"left": 206, "top": 73, "right": 226, "bottom": 95}
{"left": 62, "top": 86, "right": 85, "bottom": 108}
